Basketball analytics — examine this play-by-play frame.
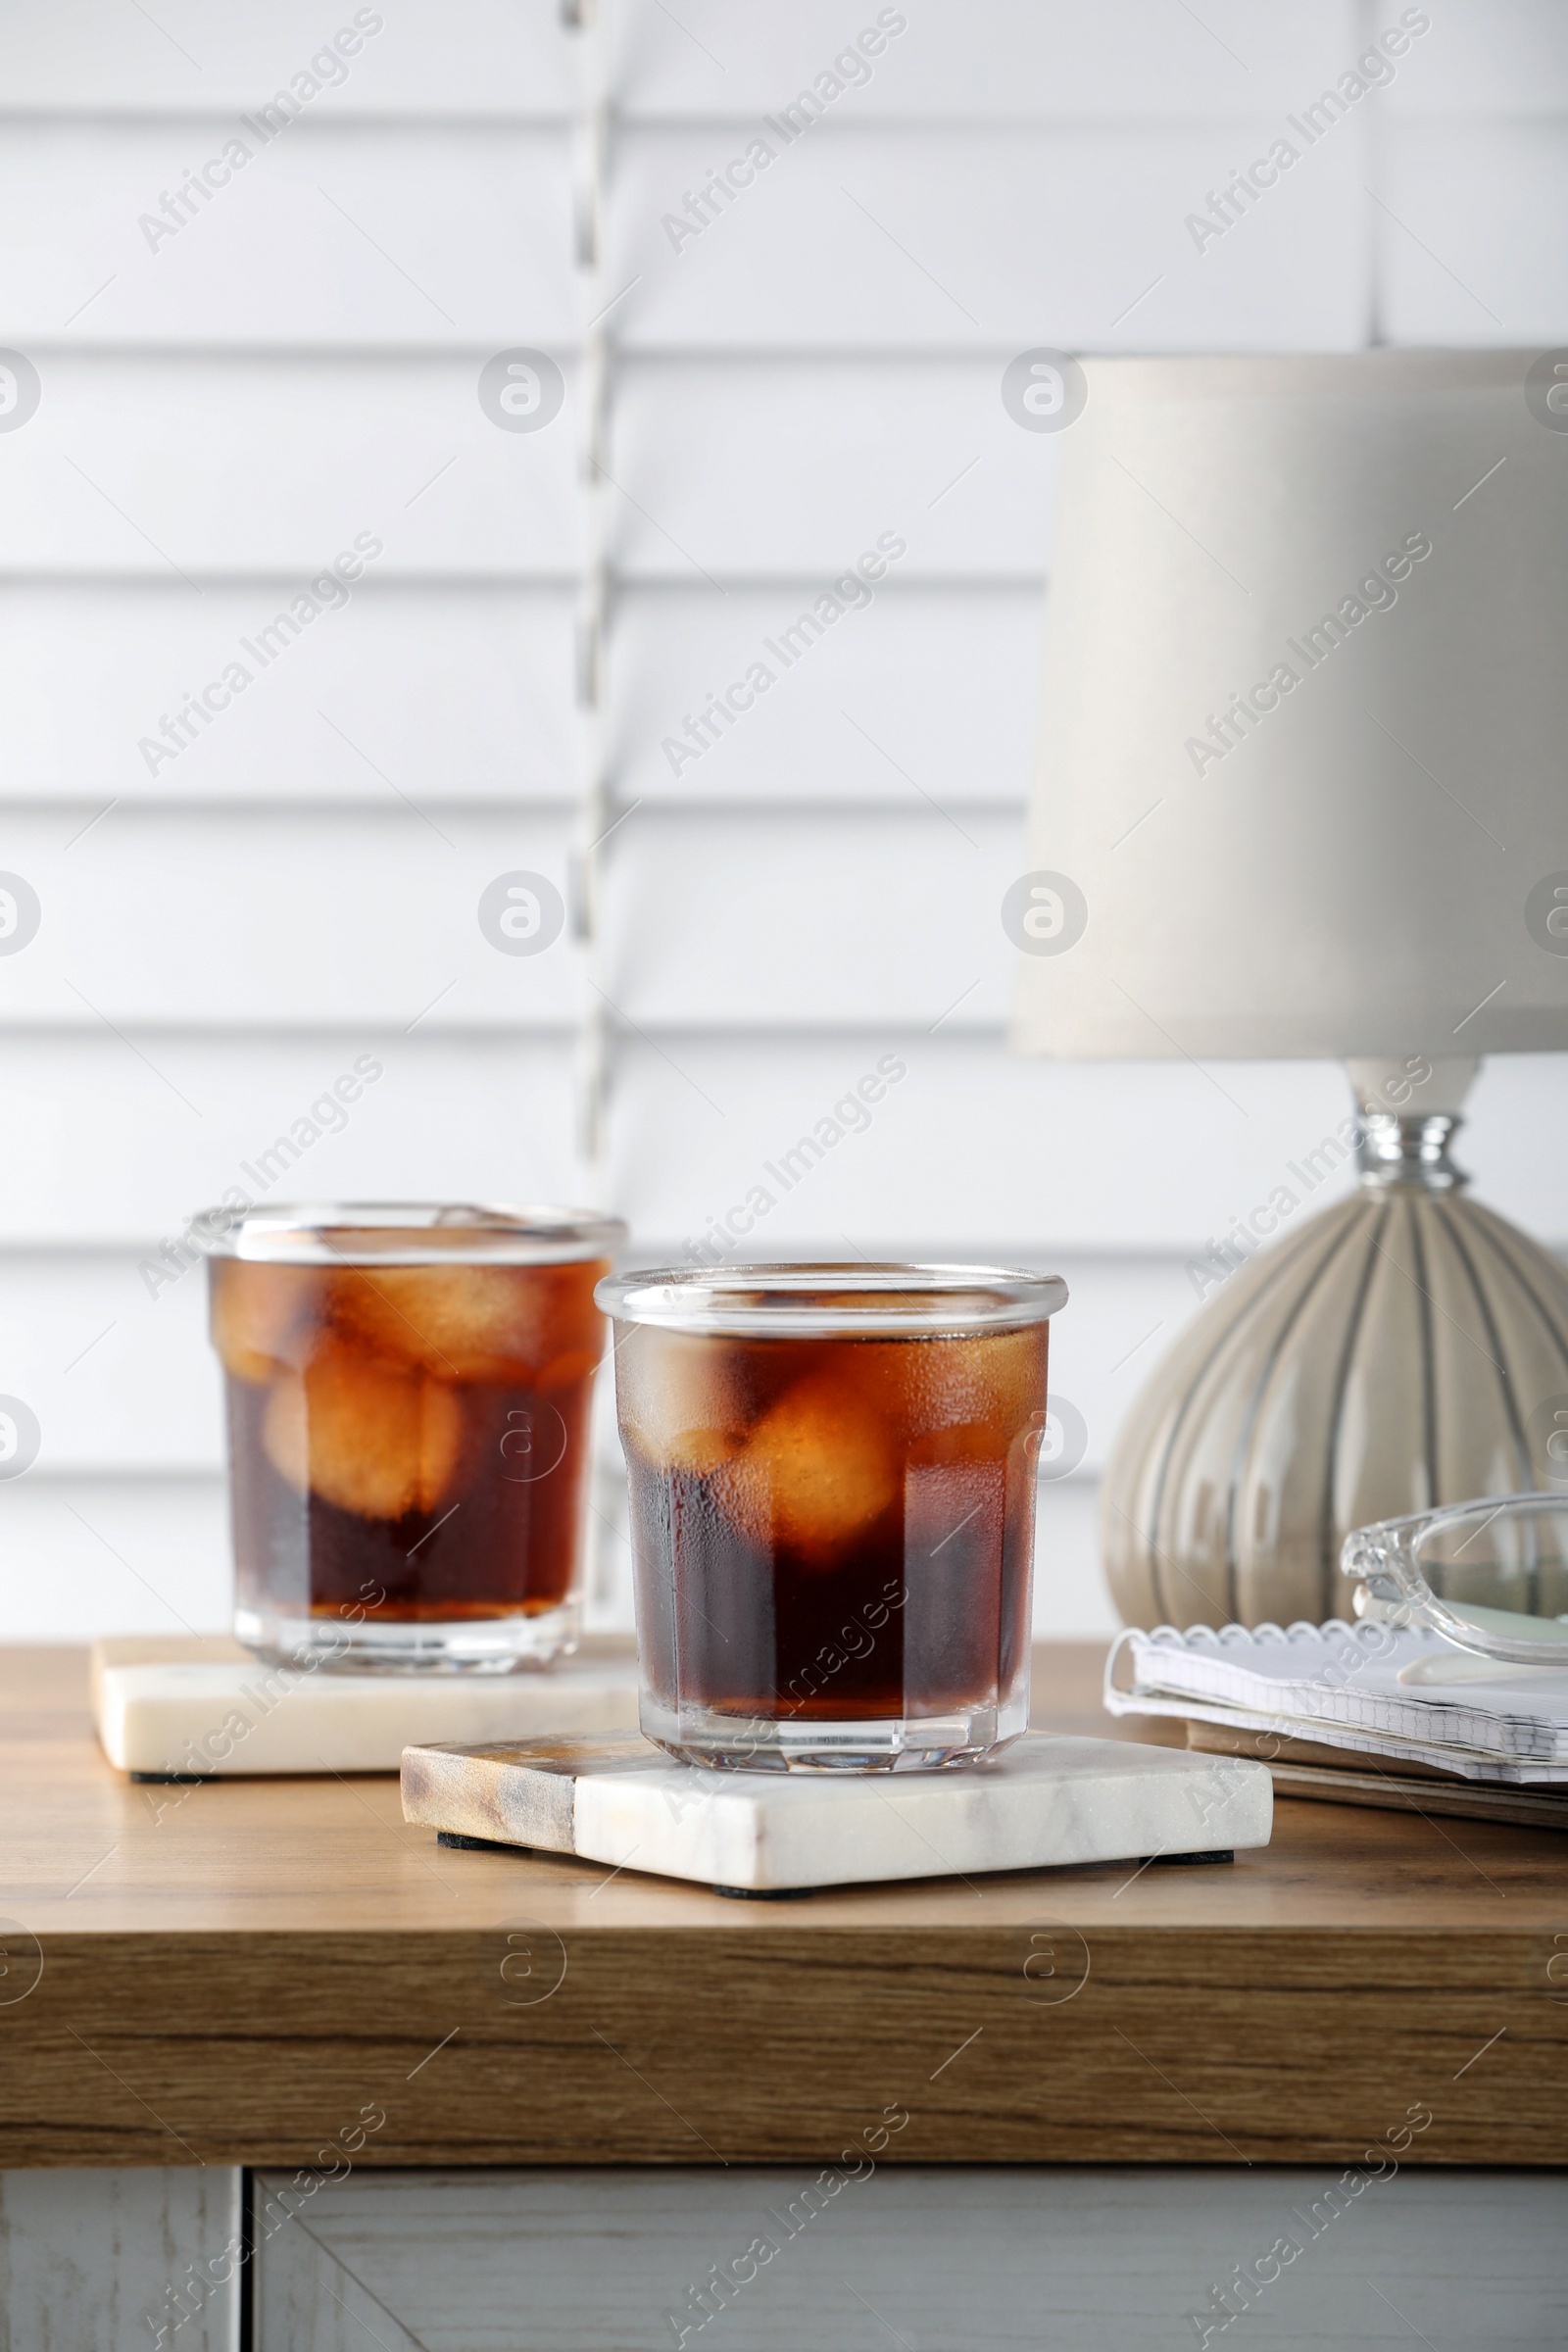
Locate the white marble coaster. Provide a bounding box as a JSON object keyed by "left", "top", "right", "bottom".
{"left": 91, "top": 1639, "right": 640, "bottom": 1778}
{"left": 400, "top": 1731, "right": 1273, "bottom": 1892}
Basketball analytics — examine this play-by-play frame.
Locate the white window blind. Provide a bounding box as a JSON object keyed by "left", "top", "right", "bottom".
{"left": 3, "top": 0, "right": 1567, "bottom": 1640}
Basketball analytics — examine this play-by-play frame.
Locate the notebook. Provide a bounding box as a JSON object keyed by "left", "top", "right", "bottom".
{"left": 1104, "top": 1619, "right": 1568, "bottom": 1785}
{"left": 1183, "top": 1720, "right": 1568, "bottom": 1830}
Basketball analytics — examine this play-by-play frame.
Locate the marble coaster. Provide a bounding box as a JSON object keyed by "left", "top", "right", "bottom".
{"left": 400, "top": 1730, "right": 1273, "bottom": 1892}
{"left": 91, "top": 1637, "right": 640, "bottom": 1778}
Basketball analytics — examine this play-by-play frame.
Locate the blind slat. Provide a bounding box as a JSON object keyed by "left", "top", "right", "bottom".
{"left": 0, "top": 2, "right": 573, "bottom": 116}
{"left": 4, "top": 355, "right": 576, "bottom": 574}
{"left": 616, "top": 582, "right": 1041, "bottom": 807}
{"left": 0, "top": 808, "right": 578, "bottom": 1025}
{"left": 0, "top": 1034, "right": 577, "bottom": 1243}
{"left": 609, "top": 0, "right": 1362, "bottom": 122}
{"left": 0, "top": 582, "right": 575, "bottom": 801}
{"left": 1382, "top": 122, "right": 1568, "bottom": 338}
{"left": 6, "top": 119, "right": 572, "bottom": 348}
{"left": 612, "top": 122, "right": 1367, "bottom": 352}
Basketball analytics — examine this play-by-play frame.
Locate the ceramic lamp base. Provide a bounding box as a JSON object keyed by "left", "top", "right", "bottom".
{"left": 1104, "top": 1091, "right": 1568, "bottom": 1628}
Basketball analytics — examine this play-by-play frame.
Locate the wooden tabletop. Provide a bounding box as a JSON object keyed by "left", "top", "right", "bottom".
{"left": 2, "top": 1642, "right": 1565, "bottom": 2170}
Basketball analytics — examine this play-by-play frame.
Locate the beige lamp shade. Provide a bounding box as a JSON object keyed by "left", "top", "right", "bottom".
{"left": 1012, "top": 350, "right": 1568, "bottom": 1063}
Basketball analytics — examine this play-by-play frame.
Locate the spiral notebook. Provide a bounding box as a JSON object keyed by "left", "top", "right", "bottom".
{"left": 1104, "top": 1620, "right": 1568, "bottom": 1787}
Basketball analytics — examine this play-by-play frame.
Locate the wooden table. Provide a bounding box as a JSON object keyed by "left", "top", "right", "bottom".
{"left": 4, "top": 1641, "right": 1565, "bottom": 2175}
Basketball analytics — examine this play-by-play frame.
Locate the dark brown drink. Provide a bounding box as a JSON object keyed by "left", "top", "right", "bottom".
{"left": 600, "top": 1265, "right": 1064, "bottom": 1768}
{"left": 210, "top": 1207, "right": 623, "bottom": 1669}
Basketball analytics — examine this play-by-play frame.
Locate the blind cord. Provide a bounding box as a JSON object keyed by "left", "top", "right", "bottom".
{"left": 566, "top": 0, "right": 613, "bottom": 1172}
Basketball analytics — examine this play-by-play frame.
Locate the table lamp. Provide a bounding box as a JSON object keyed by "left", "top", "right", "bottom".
{"left": 1013, "top": 350, "right": 1568, "bottom": 1629}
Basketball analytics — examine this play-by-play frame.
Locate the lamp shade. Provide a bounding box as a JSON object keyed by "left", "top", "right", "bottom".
{"left": 1012, "top": 351, "right": 1568, "bottom": 1062}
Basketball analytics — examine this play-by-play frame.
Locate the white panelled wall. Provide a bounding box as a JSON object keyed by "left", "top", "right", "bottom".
{"left": 2, "top": 0, "right": 1566, "bottom": 1642}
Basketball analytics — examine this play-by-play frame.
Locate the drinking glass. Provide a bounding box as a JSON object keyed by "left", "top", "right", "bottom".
{"left": 209, "top": 1202, "right": 625, "bottom": 1670}
{"left": 597, "top": 1262, "right": 1066, "bottom": 1769}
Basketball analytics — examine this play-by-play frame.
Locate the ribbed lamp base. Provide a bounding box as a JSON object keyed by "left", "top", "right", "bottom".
{"left": 1103, "top": 1166, "right": 1568, "bottom": 1630}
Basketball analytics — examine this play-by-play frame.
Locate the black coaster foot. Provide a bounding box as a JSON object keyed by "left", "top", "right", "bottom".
{"left": 1149, "top": 1848, "right": 1234, "bottom": 1866}
{"left": 437, "top": 1830, "right": 536, "bottom": 1856}
{"left": 711, "top": 1884, "right": 817, "bottom": 1900}
{"left": 129, "top": 1771, "right": 216, "bottom": 1785}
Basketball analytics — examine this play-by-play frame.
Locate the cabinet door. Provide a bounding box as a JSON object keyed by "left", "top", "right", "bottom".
{"left": 253, "top": 2164, "right": 1568, "bottom": 2350}
{"left": 0, "top": 2166, "right": 241, "bottom": 2350}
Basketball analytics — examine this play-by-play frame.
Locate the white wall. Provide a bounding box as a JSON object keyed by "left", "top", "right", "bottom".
{"left": 1, "top": 0, "right": 1566, "bottom": 1642}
